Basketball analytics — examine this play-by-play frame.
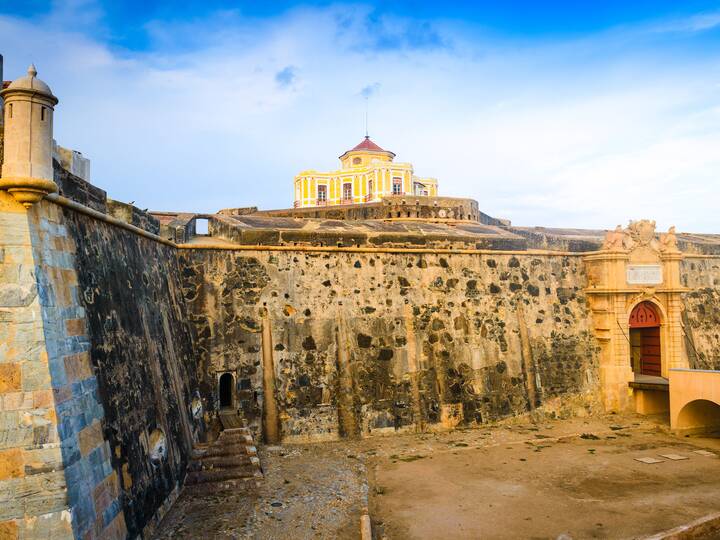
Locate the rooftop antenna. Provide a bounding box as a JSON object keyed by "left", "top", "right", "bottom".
{"left": 364, "top": 95, "right": 369, "bottom": 139}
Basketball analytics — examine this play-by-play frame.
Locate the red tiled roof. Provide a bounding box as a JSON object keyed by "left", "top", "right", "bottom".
{"left": 341, "top": 136, "right": 395, "bottom": 158}
{"left": 350, "top": 136, "right": 386, "bottom": 152}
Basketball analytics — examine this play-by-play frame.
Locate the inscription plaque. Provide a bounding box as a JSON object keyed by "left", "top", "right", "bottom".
{"left": 627, "top": 264, "right": 663, "bottom": 285}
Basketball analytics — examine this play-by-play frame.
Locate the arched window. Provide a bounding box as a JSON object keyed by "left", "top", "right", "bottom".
{"left": 353, "top": 157, "right": 362, "bottom": 165}
{"left": 219, "top": 373, "right": 234, "bottom": 408}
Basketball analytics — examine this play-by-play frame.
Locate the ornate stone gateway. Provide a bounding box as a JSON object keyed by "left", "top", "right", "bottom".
{"left": 584, "top": 220, "right": 689, "bottom": 412}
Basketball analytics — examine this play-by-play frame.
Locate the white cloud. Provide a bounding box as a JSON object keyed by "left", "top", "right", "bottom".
{"left": 1, "top": 5, "right": 720, "bottom": 232}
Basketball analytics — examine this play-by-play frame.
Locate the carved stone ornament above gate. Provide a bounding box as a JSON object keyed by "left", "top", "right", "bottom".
{"left": 601, "top": 220, "right": 679, "bottom": 254}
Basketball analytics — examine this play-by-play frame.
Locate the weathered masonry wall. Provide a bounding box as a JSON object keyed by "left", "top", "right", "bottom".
{"left": 0, "top": 195, "right": 122, "bottom": 539}
{"left": 0, "top": 189, "right": 203, "bottom": 539}
{"left": 681, "top": 257, "right": 720, "bottom": 370}
{"left": 61, "top": 205, "right": 202, "bottom": 538}
{"left": 180, "top": 248, "right": 601, "bottom": 442}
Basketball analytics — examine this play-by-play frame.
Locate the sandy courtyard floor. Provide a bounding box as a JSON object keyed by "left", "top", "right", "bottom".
{"left": 154, "top": 415, "right": 720, "bottom": 539}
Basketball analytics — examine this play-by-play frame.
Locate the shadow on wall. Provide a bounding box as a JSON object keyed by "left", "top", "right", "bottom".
{"left": 676, "top": 399, "right": 720, "bottom": 435}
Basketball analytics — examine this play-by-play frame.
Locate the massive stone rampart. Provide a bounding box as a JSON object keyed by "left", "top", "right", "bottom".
{"left": 0, "top": 173, "right": 202, "bottom": 538}
{"left": 681, "top": 257, "right": 720, "bottom": 370}
{"left": 179, "top": 248, "right": 601, "bottom": 442}
{"left": 61, "top": 205, "right": 201, "bottom": 537}
{"left": 4, "top": 164, "right": 720, "bottom": 538}
{"left": 0, "top": 194, "right": 122, "bottom": 539}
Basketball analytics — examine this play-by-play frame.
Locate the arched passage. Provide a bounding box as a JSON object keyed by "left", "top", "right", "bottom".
{"left": 219, "top": 373, "right": 234, "bottom": 408}
{"left": 629, "top": 302, "right": 662, "bottom": 377}
{"left": 676, "top": 399, "right": 720, "bottom": 435}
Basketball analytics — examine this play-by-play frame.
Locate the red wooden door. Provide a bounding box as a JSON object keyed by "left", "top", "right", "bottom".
{"left": 640, "top": 327, "right": 661, "bottom": 376}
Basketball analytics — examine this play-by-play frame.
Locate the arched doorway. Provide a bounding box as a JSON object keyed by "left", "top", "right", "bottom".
{"left": 219, "top": 373, "right": 234, "bottom": 408}
{"left": 629, "top": 302, "right": 661, "bottom": 377}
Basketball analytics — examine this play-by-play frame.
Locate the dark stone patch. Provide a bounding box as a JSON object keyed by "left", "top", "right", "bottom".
{"left": 357, "top": 334, "right": 373, "bottom": 348}
{"left": 378, "top": 349, "right": 394, "bottom": 361}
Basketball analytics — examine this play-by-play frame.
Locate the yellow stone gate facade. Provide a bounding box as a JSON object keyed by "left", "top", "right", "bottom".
{"left": 584, "top": 220, "right": 689, "bottom": 412}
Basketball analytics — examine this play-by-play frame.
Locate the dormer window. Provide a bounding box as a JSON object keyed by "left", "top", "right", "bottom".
{"left": 353, "top": 157, "right": 361, "bottom": 165}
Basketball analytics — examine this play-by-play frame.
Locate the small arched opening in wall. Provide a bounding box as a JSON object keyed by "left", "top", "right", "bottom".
{"left": 219, "top": 372, "right": 234, "bottom": 409}
{"left": 629, "top": 301, "right": 662, "bottom": 377}
{"left": 676, "top": 399, "right": 720, "bottom": 436}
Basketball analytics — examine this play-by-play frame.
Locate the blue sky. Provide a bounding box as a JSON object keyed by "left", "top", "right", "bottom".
{"left": 2, "top": 1, "right": 720, "bottom": 231}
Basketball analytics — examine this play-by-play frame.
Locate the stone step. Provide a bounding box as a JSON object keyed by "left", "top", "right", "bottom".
{"left": 189, "top": 454, "right": 254, "bottom": 471}
{"left": 219, "top": 412, "right": 247, "bottom": 430}
{"left": 184, "top": 419, "right": 263, "bottom": 495}
{"left": 185, "top": 465, "right": 262, "bottom": 485}
{"left": 192, "top": 444, "right": 253, "bottom": 460}
{"left": 216, "top": 436, "right": 253, "bottom": 447}
{"left": 218, "top": 429, "right": 252, "bottom": 440}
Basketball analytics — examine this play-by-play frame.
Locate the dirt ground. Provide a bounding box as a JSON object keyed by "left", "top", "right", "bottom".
{"left": 154, "top": 441, "right": 369, "bottom": 539}
{"left": 154, "top": 414, "right": 720, "bottom": 539}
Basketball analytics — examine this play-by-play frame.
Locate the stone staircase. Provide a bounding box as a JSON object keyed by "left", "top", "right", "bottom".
{"left": 185, "top": 426, "right": 263, "bottom": 493}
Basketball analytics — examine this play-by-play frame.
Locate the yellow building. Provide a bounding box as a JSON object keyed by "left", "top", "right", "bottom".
{"left": 294, "top": 136, "right": 438, "bottom": 208}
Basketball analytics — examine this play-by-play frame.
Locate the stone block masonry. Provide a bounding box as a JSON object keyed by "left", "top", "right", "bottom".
{"left": 0, "top": 193, "right": 123, "bottom": 539}
{"left": 680, "top": 257, "right": 720, "bottom": 370}
{"left": 0, "top": 182, "right": 203, "bottom": 538}
{"left": 179, "top": 249, "right": 603, "bottom": 442}
{"left": 60, "top": 202, "right": 202, "bottom": 538}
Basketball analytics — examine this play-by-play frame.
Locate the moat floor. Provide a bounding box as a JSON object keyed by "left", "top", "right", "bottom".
{"left": 154, "top": 415, "right": 720, "bottom": 539}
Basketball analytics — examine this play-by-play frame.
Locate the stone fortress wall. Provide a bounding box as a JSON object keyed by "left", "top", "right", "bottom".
{"left": 180, "top": 248, "right": 600, "bottom": 442}
{"left": 681, "top": 257, "right": 720, "bottom": 370}
{"left": 1, "top": 60, "right": 720, "bottom": 539}
{"left": 0, "top": 164, "right": 203, "bottom": 539}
